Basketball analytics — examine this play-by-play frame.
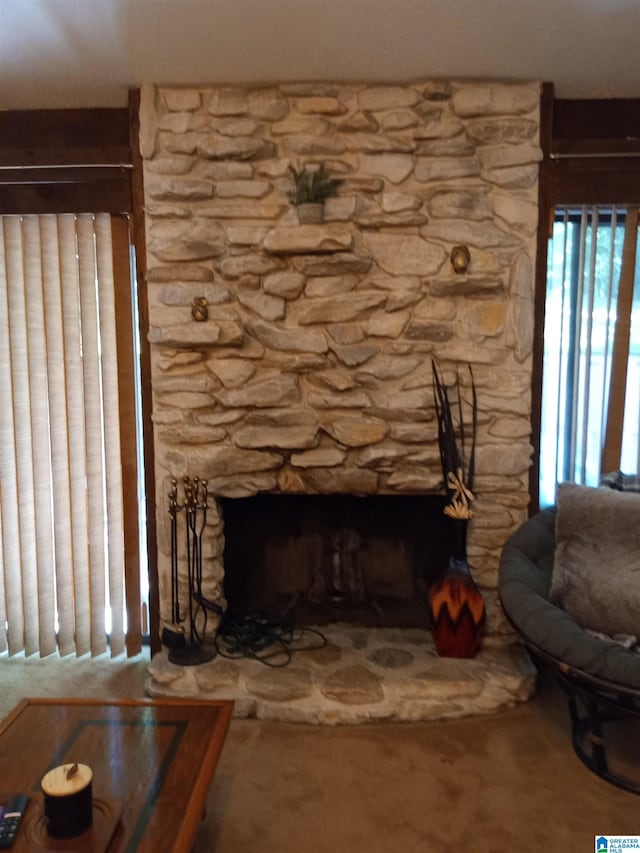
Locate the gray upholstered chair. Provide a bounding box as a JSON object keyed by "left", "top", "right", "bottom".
{"left": 499, "top": 507, "right": 640, "bottom": 794}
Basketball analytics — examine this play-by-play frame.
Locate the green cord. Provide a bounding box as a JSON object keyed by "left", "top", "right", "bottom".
{"left": 215, "top": 613, "right": 326, "bottom": 667}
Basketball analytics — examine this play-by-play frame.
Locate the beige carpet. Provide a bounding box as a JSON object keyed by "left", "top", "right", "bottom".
{"left": 0, "top": 649, "right": 151, "bottom": 721}
{"left": 1, "top": 649, "right": 637, "bottom": 852}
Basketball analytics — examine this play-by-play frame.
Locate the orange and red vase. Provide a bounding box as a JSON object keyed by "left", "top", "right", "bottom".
{"left": 428, "top": 520, "right": 485, "bottom": 658}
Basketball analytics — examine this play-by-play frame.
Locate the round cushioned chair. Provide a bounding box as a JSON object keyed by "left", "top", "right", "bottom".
{"left": 499, "top": 507, "right": 640, "bottom": 794}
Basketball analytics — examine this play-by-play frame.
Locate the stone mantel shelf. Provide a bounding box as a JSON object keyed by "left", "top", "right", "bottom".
{"left": 430, "top": 275, "right": 505, "bottom": 295}
{"left": 263, "top": 224, "right": 354, "bottom": 255}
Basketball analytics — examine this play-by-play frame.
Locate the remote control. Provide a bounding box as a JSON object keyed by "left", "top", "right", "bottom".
{"left": 0, "top": 796, "right": 29, "bottom": 849}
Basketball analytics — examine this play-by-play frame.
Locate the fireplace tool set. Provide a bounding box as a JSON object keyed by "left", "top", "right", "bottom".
{"left": 164, "top": 477, "right": 219, "bottom": 665}
{"left": 164, "top": 477, "right": 328, "bottom": 667}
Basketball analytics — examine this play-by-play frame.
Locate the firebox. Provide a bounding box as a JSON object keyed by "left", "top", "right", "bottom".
{"left": 221, "top": 494, "right": 448, "bottom": 627}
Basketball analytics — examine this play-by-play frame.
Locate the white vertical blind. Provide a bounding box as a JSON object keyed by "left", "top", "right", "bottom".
{"left": 59, "top": 214, "right": 92, "bottom": 655}
{"left": 0, "top": 221, "right": 24, "bottom": 652}
{"left": 0, "top": 213, "right": 127, "bottom": 657}
{"left": 23, "top": 216, "right": 57, "bottom": 656}
{"left": 41, "top": 215, "right": 75, "bottom": 656}
{"left": 77, "top": 216, "right": 107, "bottom": 656}
{"left": 95, "top": 215, "right": 126, "bottom": 657}
{"left": 3, "top": 217, "right": 39, "bottom": 655}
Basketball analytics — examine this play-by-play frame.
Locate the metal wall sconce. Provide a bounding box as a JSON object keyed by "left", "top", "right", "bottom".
{"left": 450, "top": 245, "right": 470, "bottom": 274}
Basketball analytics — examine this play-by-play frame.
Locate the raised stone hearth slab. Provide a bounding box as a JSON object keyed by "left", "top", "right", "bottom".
{"left": 146, "top": 625, "right": 536, "bottom": 725}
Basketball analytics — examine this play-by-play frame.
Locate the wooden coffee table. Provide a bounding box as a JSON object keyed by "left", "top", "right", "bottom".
{"left": 0, "top": 697, "right": 234, "bottom": 852}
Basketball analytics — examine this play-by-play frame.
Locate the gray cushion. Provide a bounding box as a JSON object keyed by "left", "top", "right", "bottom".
{"left": 499, "top": 508, "right": 640, "bottom": 690}
{"left": 551, "top": 482, "right": 640, "bottom": 636}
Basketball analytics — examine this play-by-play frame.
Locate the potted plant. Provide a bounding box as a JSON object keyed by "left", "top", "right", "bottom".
{"left": 287, "top": 162, "right": 343, "bottom": 224}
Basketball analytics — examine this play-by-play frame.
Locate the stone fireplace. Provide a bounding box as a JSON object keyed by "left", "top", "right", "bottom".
{"left": 139, "top": 78, "right": 541, "bottom": 646}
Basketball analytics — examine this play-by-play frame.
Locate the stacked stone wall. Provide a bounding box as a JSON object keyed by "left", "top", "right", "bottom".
{"left": 139, "top": 79, "right": 541, "bottom": 636}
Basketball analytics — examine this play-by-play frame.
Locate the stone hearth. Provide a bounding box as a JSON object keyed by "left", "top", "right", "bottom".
{"left": 146, "top": 626, "right": 535, "bottom": 724}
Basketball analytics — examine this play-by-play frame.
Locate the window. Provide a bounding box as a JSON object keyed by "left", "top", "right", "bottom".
{"left": 531, "top": 90, "right": 640, "bottom": 511}
{"left": 539, "top": 206, "right": 640, "bottom": 506}
{"left": 0, "top": 102, "right": 156, "bottom": 656}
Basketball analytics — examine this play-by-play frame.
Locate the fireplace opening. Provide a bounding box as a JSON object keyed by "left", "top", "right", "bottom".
{"left": 221, "top": 494, "right": 449, "bottom": 627}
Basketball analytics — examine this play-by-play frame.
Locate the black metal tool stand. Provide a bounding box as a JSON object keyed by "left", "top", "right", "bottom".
{"left": 166, "top": 477, "right": 217, "bottom": 666}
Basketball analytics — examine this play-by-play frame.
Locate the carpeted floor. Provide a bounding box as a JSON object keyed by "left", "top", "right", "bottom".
{"left": 0, "top": 649, "right": 151, "bottom": 721}
{"left": 1, "top": 649, "right": 636, "bottom": 852}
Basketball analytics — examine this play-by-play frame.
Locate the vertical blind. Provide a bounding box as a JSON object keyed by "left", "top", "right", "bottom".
{"left": 0, "top": 213, "right": 129, "bottom": 656}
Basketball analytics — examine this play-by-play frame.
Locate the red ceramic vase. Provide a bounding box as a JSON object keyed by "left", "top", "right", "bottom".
{"left": 428, "top": 519, "right": 486, "bottom": 658}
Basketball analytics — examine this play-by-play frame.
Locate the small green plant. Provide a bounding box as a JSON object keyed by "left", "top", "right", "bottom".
{"left": 287, "top": 162, "right": 343, "bottom": 206}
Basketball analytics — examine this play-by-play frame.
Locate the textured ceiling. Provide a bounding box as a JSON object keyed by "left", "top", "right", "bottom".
{"left": 1, "top": 0, "right": 639, "bottom": 109}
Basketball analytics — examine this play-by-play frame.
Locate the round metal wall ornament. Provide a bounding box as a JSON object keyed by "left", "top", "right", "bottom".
{"left": 450, "top": 245, "right": 470, "bottom": 274}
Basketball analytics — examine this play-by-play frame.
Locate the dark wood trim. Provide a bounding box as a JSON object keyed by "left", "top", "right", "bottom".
{"left": 0, "top": 166, "right": 132, "bottom": 182}
{"left": 112, "top": 214, "right": 143, "bottom": 657}
{"left": 0, "top": 108, "right": 131, "bottom": 214}
{"left": 552, "top": 140, "right": 640, "bottom": 158}
{"left": 0, "top": 148, "right": 131, "bottom": 168}
{"left": 552, "top": 98, "right": 640, "bottom": 154}
{"left": 0, "top": 109, "right": 130, "bottom": 161}
{"left": 546, "top": 96, "right": 640, "bottom": 206}
{"left": 0, "top": 179, "right": 131, "bottom": 215}
{"left": 529, "top": 82, "right": 555, "bottom": 515}
{"left": 129, "top": 87, "right": 160, "bottom": 655}
{"left": 601, "top": 208, "right": 639, "bottom": 475}
{"left": 545, "top": 166, "right": 640, "bottom": 208}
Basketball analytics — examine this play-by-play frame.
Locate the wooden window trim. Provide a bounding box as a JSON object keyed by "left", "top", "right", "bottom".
{"left": 0, "top": 108, "right": 131, "bottom": 215}
{"left": 530, "top": 86, "right": 640, "bottom": 512}
{"left": 128, "top": 89, "right": 160, "bottom": 655}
